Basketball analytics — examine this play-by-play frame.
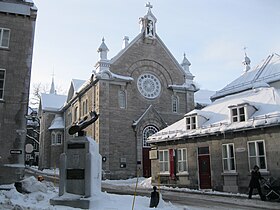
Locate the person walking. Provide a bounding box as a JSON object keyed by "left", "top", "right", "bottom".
{"left": 248, "top": 165, "right": 266, "bottom": 200}
{"left": 150, "top": 186, "right": 160, "bottom": 208}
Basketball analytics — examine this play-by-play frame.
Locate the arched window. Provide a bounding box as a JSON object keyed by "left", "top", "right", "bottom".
{"left": 118, "top": 90, "right": 126, "bottom": 109}
{"left": 172, "top": 95, "right": 179, "bottom": 113}
{"left": 143, "top": 125, "right": 158, "bottom": 148}
{"left": 51, "top": 131, "right": 63, "bottom": 145}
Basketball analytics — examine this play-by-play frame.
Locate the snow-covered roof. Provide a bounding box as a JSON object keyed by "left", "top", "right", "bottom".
{"left": 211, "top": 53, "right": 280, "bottom": 101}
{"left": 195, "top": 89, "right": 215, "bottom": 105}
{"left": 149, "top": 87, "right": 280, "bottom": 143}
{"left": 40, "top": 93, "right": 67, "bottom": 112}
{"left": 72, "top": 79, "right": 87, "bottom": 93}
{"left": 48, "top": 114, "right": 64, "bottom": 130}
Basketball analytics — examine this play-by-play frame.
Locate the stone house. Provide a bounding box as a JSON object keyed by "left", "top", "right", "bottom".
{"left": 38, "top": 4, "right": 198, "bottom": 179}
{"left": 148, "top": 53, "right": 280, "bottom": 193}
{"left": 0, "top": 0, "right": 37, "bottom": 184}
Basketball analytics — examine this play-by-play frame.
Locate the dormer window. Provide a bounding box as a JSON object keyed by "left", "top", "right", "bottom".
{"left": 231, "top": 106, "right": 245, "bottom": 122}
{"left": 186, "top": 115, "right": 196, "bottom": 130}
{"left": 229, "top": 103, "right": 257, "bottom": 123}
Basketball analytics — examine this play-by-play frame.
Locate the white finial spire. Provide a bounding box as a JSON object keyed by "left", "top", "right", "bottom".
{"left": 97, "top": 37, "right": 109, "bottom": 60}
{"left": 49, "top": 72, "right": 56, "bottom": 94}
{"left": 181, "top": 52, "right": 191, "bottom": 71}
{"left": 122, "top": 36, "right": 129, "bottom": 49}
{"left": 242, "top": 47, "right": 251, "bottom": 73}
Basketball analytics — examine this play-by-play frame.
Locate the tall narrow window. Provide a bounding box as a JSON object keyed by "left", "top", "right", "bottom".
{"left": 248, "top": 140, "right": 267, "bottom": 170}
{"left": 118, "top": 90, "right": 126, "bottom": 109}
{"left": 51, "top": 133, "right": 56, "bottom": 145}
{"left": 0, "top": 69, "right": 5, "bottom": 99}
{"left": 56, "top": 133, "right": 62, "bottom": 145}
{"left": 172, "top": 95, "right": 179, "bottom": 113}
{"left": 177, "top": 148, "right": 188, "bottom": 172}
{"left": 85, "top": 100, "right": 88, "bottom": 114}
{"left": 159, "top": 150, "right": 169, "bottom": 173}
{"left": 222, "top": 143, "right": 236, "bottom": 172}
{"left": 74, "top": 106, "right": 78, "bottom": 122}
{"left": 82, "top": 100, "right": 88, "bottom": 116}
{"left": 186, "top": 116, "right": 196, "bottom": 130}
{"left": 143, "top": 125, "right": 158, "bottom": 147}
{"left": 0, "top": 28, "right": 10, "bottom": 48}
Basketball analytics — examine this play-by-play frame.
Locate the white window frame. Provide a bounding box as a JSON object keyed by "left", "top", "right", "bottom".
{"left": 230, "top": 106, "right": 246, "bottom": 122}
{"left": 0, "top": 28, "right": 10, "bottom": 48}
{"left": 51, "top": 131, "right": 63, "bottom": 146}
{"left": 118, "top": 90, "right": 126, "bottom": 109}
{"left": 222, "top": 143, "right": 236, "bottom": 172}
{"left": 172, "top": 95, "right": 179, "bottom": 113}
{"left": 159, "top": 150, "right": 169, "bottom": 173}
{"left": 0, "top": 69, "right": 5, "bottom": 100}
{"left": 177, "top": 148, "right": 188, "bottom": 173}
{"left": 186, "top": 116, "right": 197, "bottom": 130}
{"left": 247, "top": 140, "right": 267, "bottom": 171}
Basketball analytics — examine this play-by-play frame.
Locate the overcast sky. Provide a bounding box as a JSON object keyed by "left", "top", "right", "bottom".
{"left": 30, "top": 0, "right": 280, "bottom": 93}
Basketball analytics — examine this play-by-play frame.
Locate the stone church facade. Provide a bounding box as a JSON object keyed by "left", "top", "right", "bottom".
{"left": 39, "top": 4, "right": 198, "bottom": 179}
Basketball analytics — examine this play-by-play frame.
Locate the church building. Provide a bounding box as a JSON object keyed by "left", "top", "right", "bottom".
{"left": 39, "top": 4, "right": 198, "bottom": 179}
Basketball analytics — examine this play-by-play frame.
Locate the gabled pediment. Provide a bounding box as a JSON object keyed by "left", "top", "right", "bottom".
{"left": 66, "top": 79, "right": 86, "bottom": 102}
{"left": 132, "top": 105, "right": 167, "bottom": 130}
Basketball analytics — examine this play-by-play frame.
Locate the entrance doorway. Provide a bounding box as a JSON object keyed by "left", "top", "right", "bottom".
{"left": 142, "top": 125, "right": 158, "bottom": 178}
{"left": 142, "top": 148, "right": 151, "bottom": 177}
{"left": 198, "top": 147, "right": 211, "bottom": 189}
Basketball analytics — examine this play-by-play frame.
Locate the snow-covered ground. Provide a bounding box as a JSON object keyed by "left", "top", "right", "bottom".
{"left": 1, "top": 167, "right": 278, "bottom": 210}
{"left": 0, "top": 175, "right": 177, "bottom": 210}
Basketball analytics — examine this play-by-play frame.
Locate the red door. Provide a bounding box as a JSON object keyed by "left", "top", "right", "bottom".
{"left": 142, "top": 148, "right": 151, "bottom": 178}
{"left": 198, "top": 155, "right": 211, "bottom": 189}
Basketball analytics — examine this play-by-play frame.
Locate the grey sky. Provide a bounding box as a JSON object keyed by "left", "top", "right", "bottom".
{"left": 31, "top": 0, "right": 280, "bottom": 92}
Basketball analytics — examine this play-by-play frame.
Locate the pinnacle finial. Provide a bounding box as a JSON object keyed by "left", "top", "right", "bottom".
{"left": 242, "top": 46, "right": 251, "bottom": 72}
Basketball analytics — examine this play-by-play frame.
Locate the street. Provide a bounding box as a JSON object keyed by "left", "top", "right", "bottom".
{"left": 102, "top": 182, "right": 280, "bottom": 210}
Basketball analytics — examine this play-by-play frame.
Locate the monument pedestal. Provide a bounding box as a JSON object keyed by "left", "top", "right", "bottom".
{"left": 50, "top": 136, "right": 101, "bottom": 209}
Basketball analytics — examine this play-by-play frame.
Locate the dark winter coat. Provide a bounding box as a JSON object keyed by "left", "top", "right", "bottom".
{"left": 249, "top": 170, "right": 263, "bottom": 188}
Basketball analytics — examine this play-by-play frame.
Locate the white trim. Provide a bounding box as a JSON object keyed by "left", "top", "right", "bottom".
{"left": 143, "top": 125, "right": 158, "bottom": 148}
{"left": 51, "top": 131, "right": 63, "bottom": 146}
{"left": 177, "top": 148, "right": 188, "bottom": 173}
{"left": 159, "top": 149, "right": 169, "bottom": 173}
{"left": 186, "top": 115, "right": 197, "bottom": 130}
{"left": 222, "top": 143, "right": 236, "bottom": 172}
{"left": 247, "top": 140, "right": 267, "bottom": 171}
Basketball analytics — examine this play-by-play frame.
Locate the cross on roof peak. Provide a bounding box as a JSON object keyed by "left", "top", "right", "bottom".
{"left": 146, "top": 2, "right": 153, "bottom": 10}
